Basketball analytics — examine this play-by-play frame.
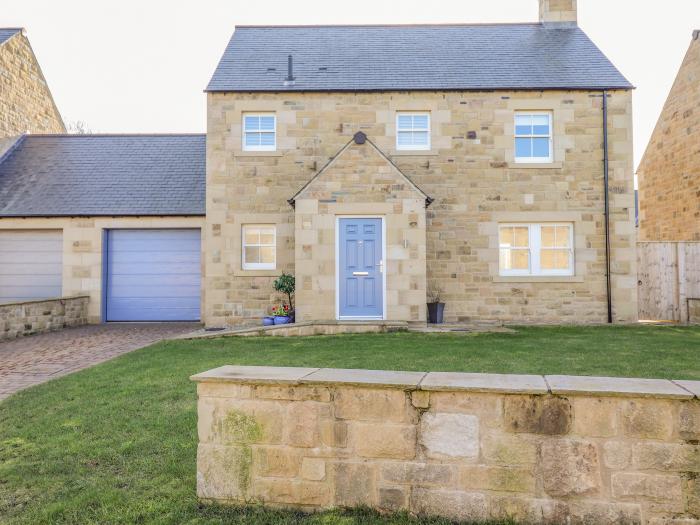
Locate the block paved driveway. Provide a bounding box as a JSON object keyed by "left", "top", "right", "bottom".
{"left": 0, "top": 323, "right": 199, "bottom": 401}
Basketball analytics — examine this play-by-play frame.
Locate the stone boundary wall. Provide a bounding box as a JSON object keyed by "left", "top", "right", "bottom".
{"left": 192, "top": 366, "right": 700, "bottom": 525}
{"left": 0, "top": 296, "right": 89, "bottom": 341}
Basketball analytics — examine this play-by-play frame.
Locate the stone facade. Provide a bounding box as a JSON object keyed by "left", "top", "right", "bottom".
{"left": 539, "top": 0, "right": 578, "bottom": 24}
{"left": 193, "top": 366, "right": 700, "bottom": 524}
{"left": 205, "top": 89, "right": 637, "bottom": 327}
{"left": 0, "top": 295, "right": 88, "bottom": 341}
{"left": 0, "top": 216, "right": 204, "bottom": 323}
{"left": 294, "top": 137, "right": 428, "bottom": 323}
{"left": 637, "top": 31, "right": 700, "bottom": 242}
{"left": 0, "top": 30, "right": 64, "bottom": 138}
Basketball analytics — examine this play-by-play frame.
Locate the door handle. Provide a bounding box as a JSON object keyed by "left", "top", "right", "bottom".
{"left": 377, "top": 259, "right": 384, "bottom": 273}
{"left": 352, "top": 271, "right": 369, "bottom": 276}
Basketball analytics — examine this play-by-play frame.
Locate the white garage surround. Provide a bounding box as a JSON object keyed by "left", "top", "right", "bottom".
{"left": 0, "top": 230, "right": 62, "bottom": 303}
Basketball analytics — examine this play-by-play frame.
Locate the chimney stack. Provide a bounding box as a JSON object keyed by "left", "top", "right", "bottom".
{"left": 539, "top": 0, "right": 577, "bottom": 26}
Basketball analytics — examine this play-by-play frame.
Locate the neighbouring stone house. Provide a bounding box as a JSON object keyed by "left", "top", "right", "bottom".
{"left": 0, "top": 28, "right": 64, "bottom": 150}
{"left": 0, "top": 0, "right": 638, "bottom": 326}
{"left": 637, "top": 30, "right": 700, "bottom": 242}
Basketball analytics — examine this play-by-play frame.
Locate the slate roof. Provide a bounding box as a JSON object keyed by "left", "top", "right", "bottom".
{"left": 0, "top": 134, "right": 205, "bottom": 217}
{"left": 0, "top": 28, "right": 21, "bottom": 46}
{"left": 207, "top": 24, "right": 632, "bottom": 92}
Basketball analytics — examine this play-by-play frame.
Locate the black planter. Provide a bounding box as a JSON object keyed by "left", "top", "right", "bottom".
{"left": 427, "top": 302, "right": 445, "bottom": 324}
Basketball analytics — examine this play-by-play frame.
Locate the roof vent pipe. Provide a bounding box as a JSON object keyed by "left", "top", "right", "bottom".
{"left": 284, "top": 55, "right": 295, "bottom": 86}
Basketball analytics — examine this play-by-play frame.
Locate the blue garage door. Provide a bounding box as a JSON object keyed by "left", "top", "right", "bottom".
{"left": 105, "top": 229, "right": 201, "bottom": 321}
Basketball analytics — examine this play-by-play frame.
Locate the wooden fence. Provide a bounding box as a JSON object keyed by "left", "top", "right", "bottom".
{"left": 637, "top": 242, "right": 700, "bottom": 323}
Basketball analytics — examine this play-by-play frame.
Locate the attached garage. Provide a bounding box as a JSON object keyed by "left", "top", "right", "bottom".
{"left": 105, "top": 229, "right": 201, "bottom": 322}
{"left": 0, "top": 230, "right": 62, "bottom": 303}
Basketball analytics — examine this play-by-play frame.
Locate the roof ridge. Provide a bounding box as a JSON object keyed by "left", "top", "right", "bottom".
{"left": 25, "top": 133, "right": 206, "bottom": 138}
{"left": 234, "top": 22, "right": 544, "bottom": 29}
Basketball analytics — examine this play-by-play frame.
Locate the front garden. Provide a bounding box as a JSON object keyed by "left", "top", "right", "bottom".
{"left": 1, "top": 325, "right": 699, "bottom": 524}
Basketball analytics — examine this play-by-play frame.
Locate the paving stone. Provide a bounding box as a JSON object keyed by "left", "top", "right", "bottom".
{"left": 546, "top": 375, "right": 693, "bottom": 399}
{"left": 0, "top": 323, "right": 197, "bottom": 401}
{"left": 191, "top": 365, "right": 319, "bottom": 385}
{"left": 420, "top": 372, "right": 548, "bottom": 394}
{"left": 302, "top": 368, "right": 425, "bottom": 388}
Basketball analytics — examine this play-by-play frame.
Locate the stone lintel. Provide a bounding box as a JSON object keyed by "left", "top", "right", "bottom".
{"left": 420, "top": 372, "right": 548, "bottom": 394}
{"left": 191, "top": 366, "right": 695, "bottom": 399}
{"left": 546, "top": 375, "right": 694, "bottom": 399}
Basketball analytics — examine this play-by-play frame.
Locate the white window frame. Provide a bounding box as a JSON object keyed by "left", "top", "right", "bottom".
{"left": 514, "top": 111, "right": 553, "bottom": 163}
{"left": 242, "top": 113, "right": 277, "bottom": 152}
{"left": 499, "top": 223, "right": 574, "bottom": 277}
{"left": 396, "top": 112, "right": 431, "bottom": 151}
{"left": 242, "top": 224, "right": 276, "bottom": 270}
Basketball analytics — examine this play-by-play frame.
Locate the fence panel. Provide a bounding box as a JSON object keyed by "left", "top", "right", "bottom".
{"left": 637, "top": 242, "right": 700, "bottom": 323}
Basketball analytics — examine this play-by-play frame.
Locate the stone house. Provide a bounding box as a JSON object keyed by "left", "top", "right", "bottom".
{"left": 637, "top": 30, "right": 700, "bottom": 242}
{"left": 0, "top": 0, "right": 638, "bottom": 326}
{"left": 0, "top": 28, "right": 64, "bottom": 146}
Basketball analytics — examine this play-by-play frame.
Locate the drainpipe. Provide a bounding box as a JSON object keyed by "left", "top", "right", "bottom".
{"left": 602, "top": 89, "right": 613, "bottom": 324}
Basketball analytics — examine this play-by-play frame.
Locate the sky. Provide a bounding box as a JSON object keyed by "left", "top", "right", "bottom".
{"left": 2, "top": 0, "right": 699, "bottom": 169}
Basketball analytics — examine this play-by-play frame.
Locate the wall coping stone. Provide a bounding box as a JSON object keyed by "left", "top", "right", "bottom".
{"left": 674, "top": 379, "right": 700, "bottom": 397}
{"left": 546, "top": 374, "right": 693, "bottom": 399}
{"left": 191, "top": 365, "right": 319, "bottom": 385}
{"left": 0, "top": 295, "right": 90, "bottom": 308}
{"left": 302, "top": 368, "right": 427, "bottom": 388}
{"left": 191, "top": 366, "right": 698, "bottom": 399}
{"left": 420, "top": 372, "right": 548, "bottom": 394}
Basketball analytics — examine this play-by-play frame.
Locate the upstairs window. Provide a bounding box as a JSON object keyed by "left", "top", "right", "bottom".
{"left": 242, "top": 225, "right": 276, "bottom": 270}
{"left": 499, "top": 223, "right": 573, "bottom": 276}
{"left": 514, "top": 112, "right": 553, "bottom": 163}
{"left": 243, "top": 114, "right": 276, "bottom": 151}
{"left": 396, "top": 113, "right": 430, "bottom": 151}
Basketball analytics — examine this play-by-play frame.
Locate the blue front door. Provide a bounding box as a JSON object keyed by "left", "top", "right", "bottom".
{"left": 338, "top": 218, "right": 383, "bottom": 318}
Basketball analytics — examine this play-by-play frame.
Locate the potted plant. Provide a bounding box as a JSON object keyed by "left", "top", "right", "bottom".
{"left": 427, "top": 285, "right": 445, "bottom": 324}
{"left": 271, "top": 304, "right": 291, "bottom": 325}
{"left": 273, "top": 272, "right": 295, "bottom": 323}
{"left": 262, "top": 316, "right": 275, "bottom": 326}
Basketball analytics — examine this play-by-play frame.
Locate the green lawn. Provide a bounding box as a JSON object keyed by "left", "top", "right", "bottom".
{"left": 1, "top": 326, "right": 699, "bottom": 524}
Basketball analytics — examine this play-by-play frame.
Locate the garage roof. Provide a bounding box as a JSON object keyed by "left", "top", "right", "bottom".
{"left": 0, "top": 134, "right": 205, "bottom": 217}
{"left": 206, "top": 24, "right": 633, "bottom": 92}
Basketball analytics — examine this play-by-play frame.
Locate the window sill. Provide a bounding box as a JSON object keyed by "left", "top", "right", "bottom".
{"left": 391, "top": 149, "right": 440, "bottom": 157}
{"left": 493, "top": 275, "right": 584, "bottom": 283}
{"left": 236, "top": 151, "right": 283, "bottom": 157}
{"left": 508, "top": 161, "right": 562, "bottom": 169}
{"left": 234, "top": 269, "right": 279, "bottom": 277}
